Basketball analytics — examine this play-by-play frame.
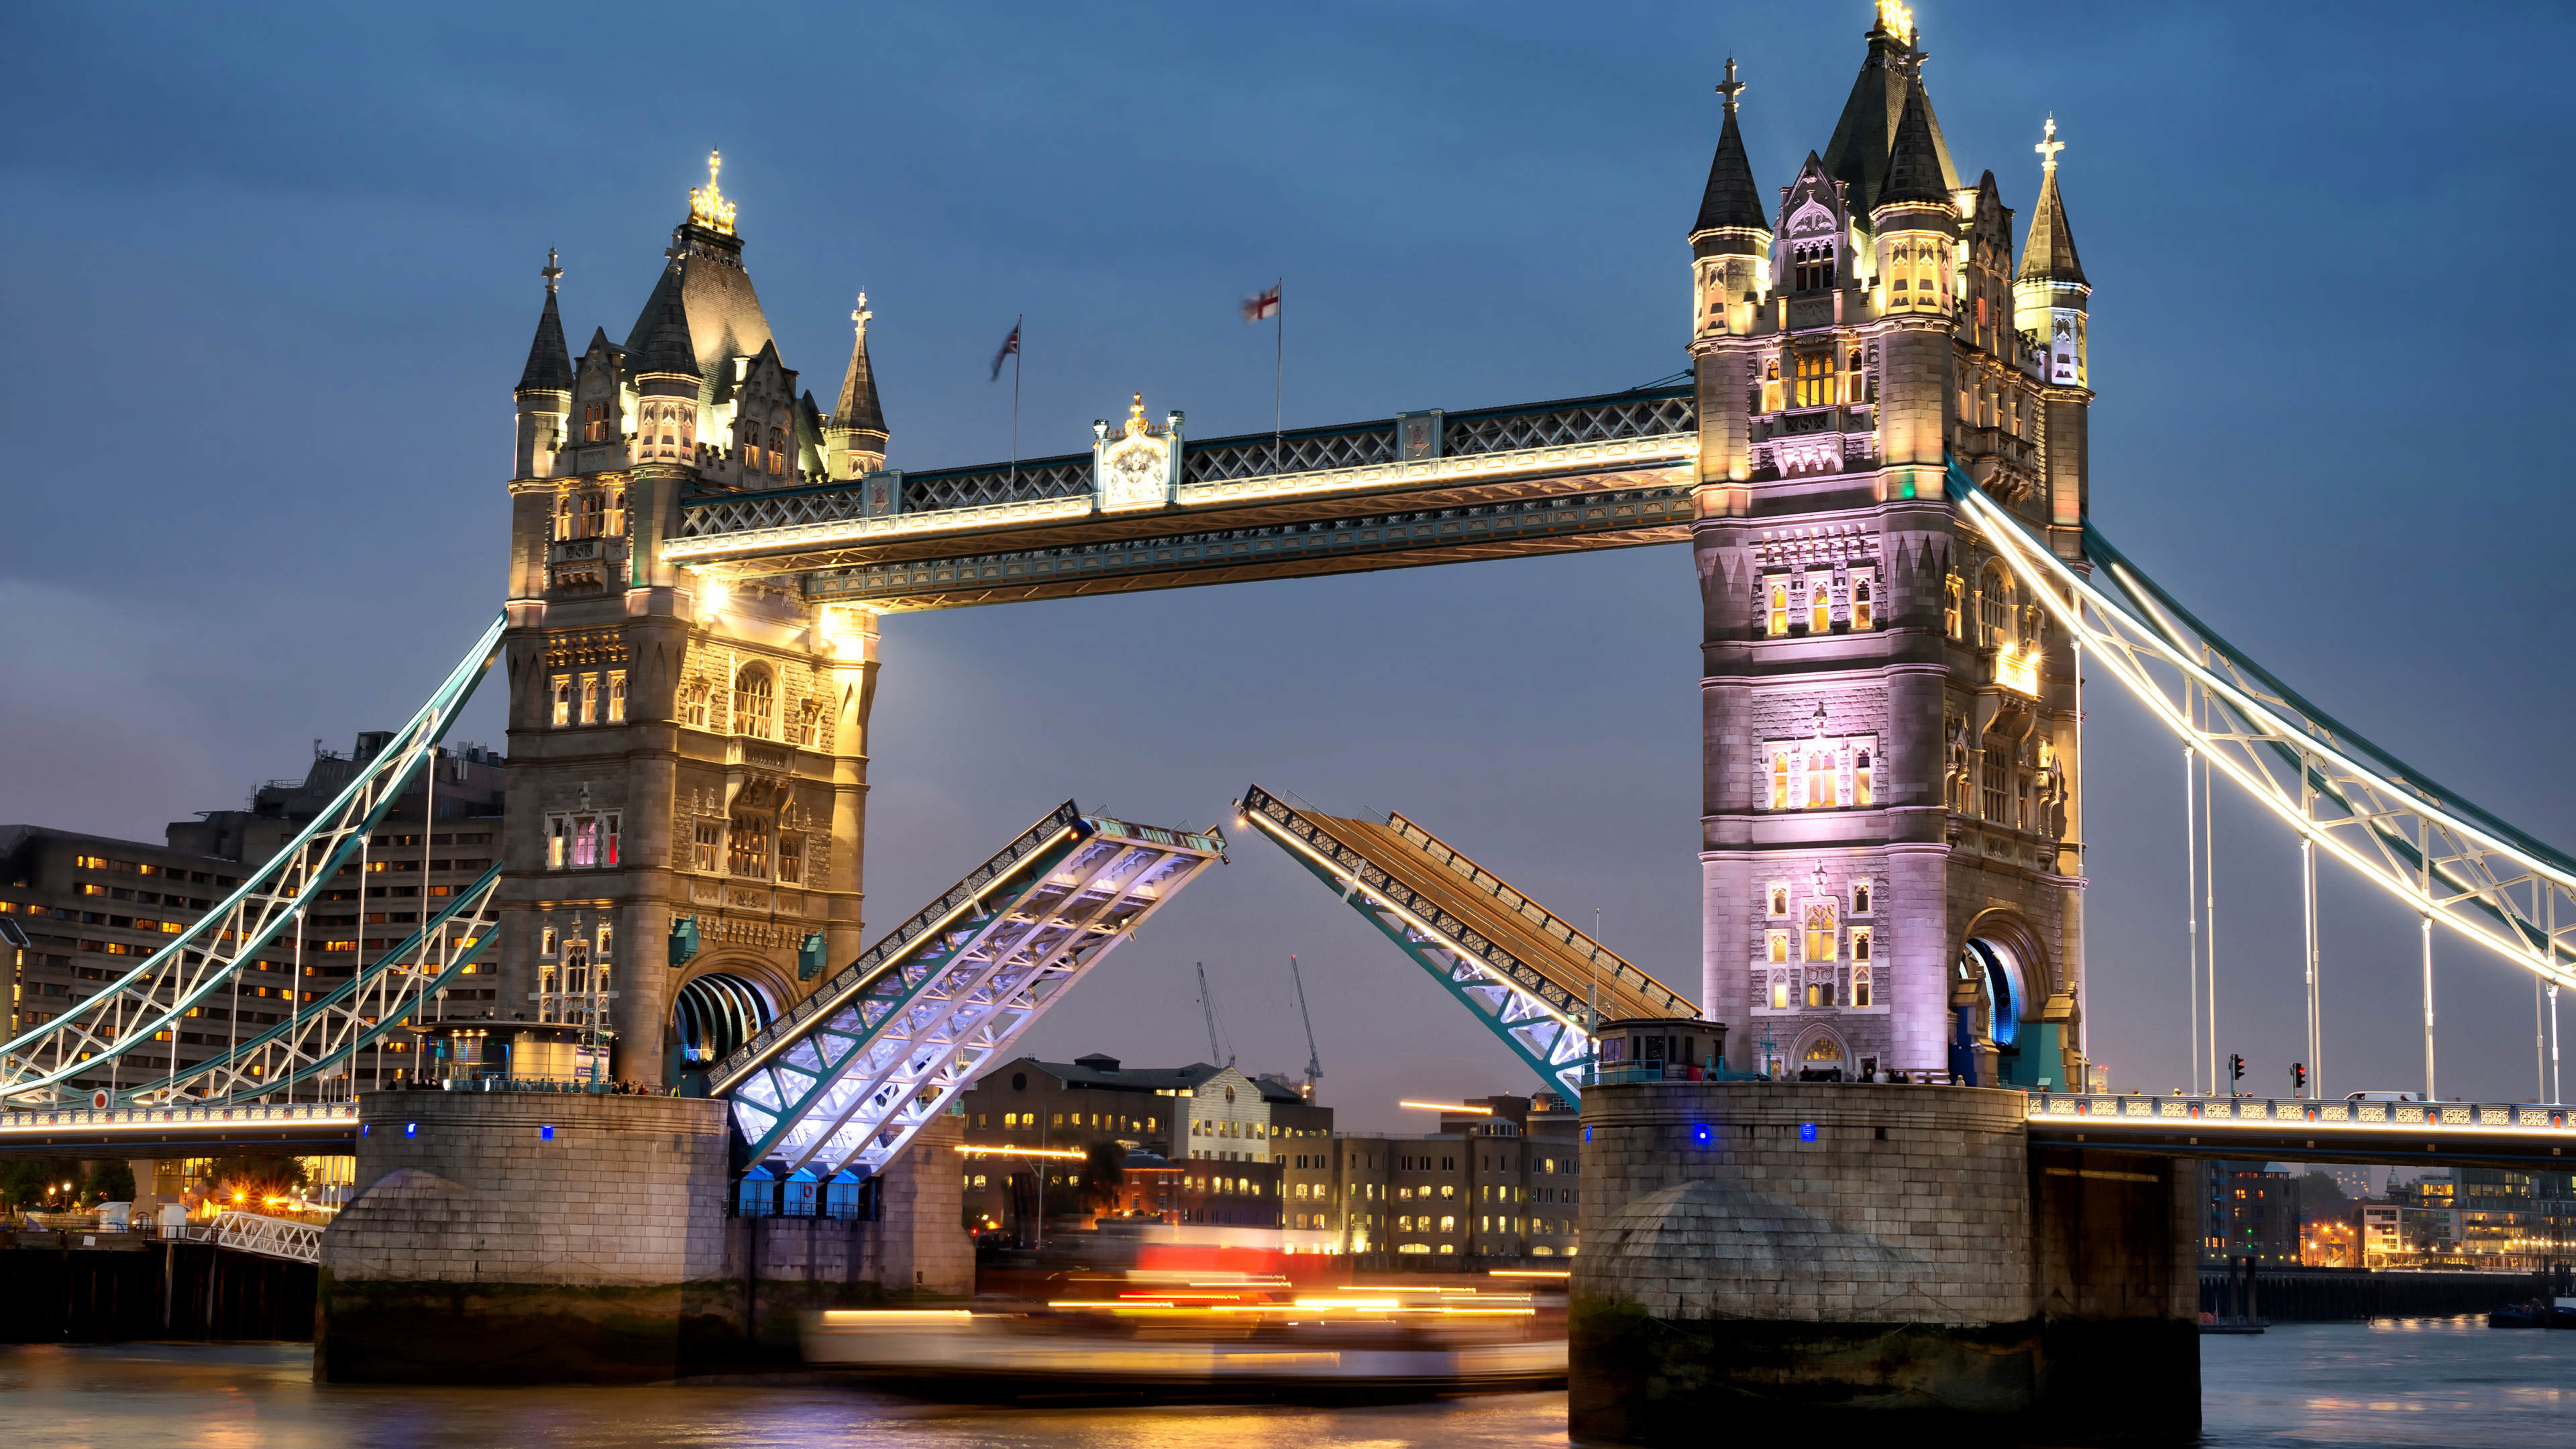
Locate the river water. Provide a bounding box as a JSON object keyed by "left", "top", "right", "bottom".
{"left": 0, "top": 1318, "right": 2565, "bottom": 1447}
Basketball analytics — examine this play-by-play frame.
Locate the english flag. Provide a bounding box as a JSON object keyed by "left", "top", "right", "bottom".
{"left": 1242, "top": 283, "right": 1281, "bottom": 323}
{"left": 989, "top": 319, "right": 1021, "bottom": 381}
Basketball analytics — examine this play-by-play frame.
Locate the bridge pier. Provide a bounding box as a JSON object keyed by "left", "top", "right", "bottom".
{"left": 317, "top": 1090, "right": 967, "bottom": 1383}
{"left": 1572, "top": 1082, "right": 2194, "bottom": 1445}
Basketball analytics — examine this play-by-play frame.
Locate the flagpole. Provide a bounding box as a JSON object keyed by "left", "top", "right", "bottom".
{"left": 1271, "top": 278, "right": 1284, "bottom": 476}
{"left": 1010, "top": 313, "right": 1022, "bottom": 487}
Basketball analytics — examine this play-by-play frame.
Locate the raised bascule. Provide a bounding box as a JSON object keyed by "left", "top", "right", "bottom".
{"left": 3, "top": 2, "right": 2571, "bottom": 1432}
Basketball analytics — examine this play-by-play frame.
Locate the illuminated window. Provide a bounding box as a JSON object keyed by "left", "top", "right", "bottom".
{"left": 553, "top": 493, "right": 574, "bottom": 541}
{"left": 734, "top": 665, "right": 775, "bottom": 740}
{"left": 692, "top": 821, "right": 720, "bottom": 873}
{"left": 1803, "top": 901, "right": 1837, "bottom": 962}
{"left": 1944, "top": 576, "right": 1963, "bottom": 639}
{"left": 728, "top": 814, "right": 770, "bottom": 878}
{"left": 1792, "top": 241, "right": 1835, "bottom": 293}
{"left": 582, "top": 400, "right": 610, "bottom": 443}
{"left": 1770, "top": 974, "right": 1790, "bottom": 1010}
{"left": 1855, "top": 749, "right": 1872, "bottom": 807}
{"left": 1980, "top": 568, "right": 2014, "bottom": 650}
{"left": 1767, "top": 582, "right": 1789, "bottom": 637}
{"left": 1807, "top": 981, "right": 1828, "bottom": 1008}
{"left": 1852, "top": 962, "right": 1872, "bottom": 1009}
{"left": 1770, "top": 753, "right": 1790, "bottom": 809}
{"left": 578, "top": 490, "right": 605, "bottom": 539}
{"left": 1761, "top": 359, "right": 1782, "bottom": 413}
{"left": 547, "top": 820, "right": 567, "bottom": 869}
{"left": 1807, "top": 749, "right": 1835, "bottom": 808}
{"left": 605, "top": 488, "right": 626, "bottom": 537}
{"left": 550, "top": 676, "right": 572, "bottom": 728}
{"left": 769, "top": 429, "right": 788, "bottom": 476}
{"left": 1793, "top": 351, "right": 1833, "bottom": 409}
{"left": 1983, "top": 761, "right": 2008, "bottom": 822}
{"left": 540, "top": 926, "right": 557, "bottom": 956}
{"left": 573, "top": 818, "right": 600, "bottom": 868}
{"left": 606, "top": 672, "right": 627, "bottom": 724}
{"left": 682, "top": 681, "right": 710, "bottom": 730}
{"left": 1768, "top": 930, "right": 1789, "bottom": 964}
{"left": 776, "top": 835, "right": 802, "bottom": 885}
{"left": 1808, "top": 580, "right": 1831, "bottom": 633}
{"left": 1852, "top": 580, "right": 1872, "bottom": 631}
{"left": 579, "top": 673, "right": 598, "bottom": 724}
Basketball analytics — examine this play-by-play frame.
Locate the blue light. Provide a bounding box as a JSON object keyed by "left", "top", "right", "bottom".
{"left": 540, "top": 1125, "right": 554, "bottom": 1142}
{"left": 1799, "top": 1123, "right": 1817, "bottom": 1142}
{"left": 360, "top": 1124, "right": 370, "bottom": 1136}
{"left": 404, "top": 1122, "right": 417, "bottom": 1138}
{"left": 1582, "top": 1126, "right": 1592, "bottom": 1142}
{"left": 1692, "top": 1124, "right": 1712, "bottom": 1145}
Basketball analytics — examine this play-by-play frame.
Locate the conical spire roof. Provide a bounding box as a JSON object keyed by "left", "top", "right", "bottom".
{"left": 2017, "top": 125, "right": 2087, "bottom": 285}
{"left": 515, "top": 250, "right": 574, "bottom": 393}
{"left": 1693, "top": 60, "right": 1766, "bottom": 234}
{"left": 1876, "top": 83, "right": 1950, "bottom": 210}
{"left": 634, "top": 263, "right": 700, "bottom": 379}
{"left": 831, "top": 294, "right": 888, "bottom": 433}
{"left": 1821, "top": 22, "right": 1957, "bottom": 219}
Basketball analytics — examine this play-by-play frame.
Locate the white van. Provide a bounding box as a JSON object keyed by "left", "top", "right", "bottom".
{"left": 2345, "top": 1089, "right": 2418, "bottom": 1102}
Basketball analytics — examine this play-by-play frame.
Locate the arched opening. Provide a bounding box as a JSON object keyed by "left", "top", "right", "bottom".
{"left": 734, "top": 664, "right": 775, "bottom": 739}
{"left": 1796, "top": 1028, "right": 1848, "bottom": 1082}
{"left": 1960, "top": 938, "right": 2020, "bottom": 1046}
{"left": 670, "top": 972, "right": 773, "bottom": 1087}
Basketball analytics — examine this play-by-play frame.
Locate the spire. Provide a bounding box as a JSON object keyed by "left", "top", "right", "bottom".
{"left": 635, "top": 262, "right": 700, "bottom": 379}
{"left": 1822, "top": 8, "right": 1958, "bottom": 219}
{"left": 688, "top": 151, "right": 737, "bottom": 236}
{"left": 1693, "top": 58, "right": 1768, "bottom": 234}
{"left": 2017, "top": 117, "right": 2088, "bottom": 285}
{"left": 831, "top": 292, "right": 888, "bottom": 433}
{"left": 515, "top": 248, "right": 574, "bottom": 393}
{"left": 1876, "top": 83, "right": 1949, "bottom": 211}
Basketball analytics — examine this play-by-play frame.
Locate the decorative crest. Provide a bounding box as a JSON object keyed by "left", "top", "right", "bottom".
{"left": 851, "top": 291, "right": 871, "bottom": 335}
{"left": 2035, "top": 115, "right": 2065, "bottom": 172}
{"left": 1875, "top": 0, "right": 1915, "bottom": 46}
{"left": 689, "top": 150, "right": 737, "bottom": 235}
{"left": 541, "top": 246, "right": 563, "bottom": 294}
{"left": 1124, "top": 392, "right": 1151, "bottom": 437}
{"left": 1715, "top": 57, "right": 1746, "bottom": 114}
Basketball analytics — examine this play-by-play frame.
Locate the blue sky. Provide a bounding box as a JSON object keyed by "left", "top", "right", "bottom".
{"left": 5, "top": 2, "right": 2571, "bottom": 1126}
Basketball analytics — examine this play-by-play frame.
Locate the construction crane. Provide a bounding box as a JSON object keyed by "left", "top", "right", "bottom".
{"left": 1195, "top": 962, "right": 1233, "bottom": 1067}
{"left": 1287, "top": 953, "right": 1324, "bottom": 1099}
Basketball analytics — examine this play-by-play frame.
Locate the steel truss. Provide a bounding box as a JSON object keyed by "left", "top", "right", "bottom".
{"left": 117, "top": 866, "right": 501, "bottom": 1104}
{"left": 711, "top": 803, "right": 1226, "bottom": 1177}
{"left": 1239, "top": 785, "right": 1698, "bottom": 1102}
{"left": 1950, "top": 464, "right": 2576, "bottom": 996}
{"left": 211, "top": 1210, "right": 323, "bottom": 1264}
{"left": 0, "top": 613, "right": 507, "bottom": 1107}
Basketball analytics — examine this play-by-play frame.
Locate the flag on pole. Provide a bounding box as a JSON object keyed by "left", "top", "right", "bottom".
{"left": 988, "top": 321, "right": 1021, "bottom": 381}
{"left": 1242, "top": 283, "right": 1281, "bottom": 323}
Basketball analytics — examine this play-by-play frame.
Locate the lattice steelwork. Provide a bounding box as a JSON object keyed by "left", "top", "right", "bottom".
{"left": 900, "top": 458, "right": 1093, "bottom": 513}
{"left": 1951, "top": 463, "right": 2576, "bottom": 997}
{"left": 211, "top": 1210, "right": 323, "bottom": 1264}
{"left": 0, "top": 614, "right": 506, "bottom": 1108}
{"left": 1443, "top": 390, "right": 1696, "bottom": 456}
{"left": 711, "top": 803, "right": 1226, "bottom": 1175}
{"left": 1183, "top": 425, "right": 1397, "bottom": 484}
{"left": 110, "top": 865, "right": 501, "bottom": 1105}
{"left": 1239, "top": 784, "right": 1699, "bottom": 1102}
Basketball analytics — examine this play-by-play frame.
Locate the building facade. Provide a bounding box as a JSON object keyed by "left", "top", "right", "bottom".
{"left": 1690, "top": 7, "right": 2091, "bottom": 1087}
{"left": 495, "top": 158, "right": 889, "bottom": 1087}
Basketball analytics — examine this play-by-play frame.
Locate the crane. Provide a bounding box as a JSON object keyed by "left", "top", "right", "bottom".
{"left": 1287, "top": 953, "right": 1324, "bottom": 1099}
{"left": 1195, "top": 962, "right": 1233, "bottom": 1067}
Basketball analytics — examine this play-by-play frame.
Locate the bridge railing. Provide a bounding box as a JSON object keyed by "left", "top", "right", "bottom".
{"left": 0, "top": 1099, "right": 360, "bottom": 1139}
{"left": 2023, "top": 1093, "right": 2572, "bottom": 1132}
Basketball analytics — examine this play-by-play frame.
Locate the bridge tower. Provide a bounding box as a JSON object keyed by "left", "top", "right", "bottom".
{"left": 1690, "top": 10, "right": 2091, "bottom": 1088}
{"left": 496, "top": 156, "right": 879, "bottom": 1087}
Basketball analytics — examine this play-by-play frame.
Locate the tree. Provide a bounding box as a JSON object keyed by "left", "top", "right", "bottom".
{"left": 85, "top": 1160, "right": 135, "bottom": 1204}
{"left": 0, "top": 1157, "right": 85, "bottom": 1212}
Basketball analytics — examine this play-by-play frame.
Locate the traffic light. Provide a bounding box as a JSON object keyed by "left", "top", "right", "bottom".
{"left": 2291, "top": 1062, "right": 2307, "bottom": 1095}
{"left": 2229, "top": 1053, "right": 2245, "bottom": 1091}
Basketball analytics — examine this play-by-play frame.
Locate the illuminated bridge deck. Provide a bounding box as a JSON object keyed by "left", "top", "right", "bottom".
{"left": 0, "top": 1099, "right": 360, "bottom": 1157}
{"left": 667, "top": 387, "right": 1699, "bottom": 609}
{"left": 2024, "top": 1093, "right": 2573, "bottom": 1171}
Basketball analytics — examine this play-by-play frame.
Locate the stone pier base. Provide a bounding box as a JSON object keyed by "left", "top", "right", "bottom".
{"left": 1570, "top": 1082, "right": 2194, "bottom": 1445}
{"left": 316, "top": 1091, "right": 969, "bottom": 1383}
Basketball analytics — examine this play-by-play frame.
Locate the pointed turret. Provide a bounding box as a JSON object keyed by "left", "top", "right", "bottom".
{"left": 634, "top": 266, "right": 701, "bottom": 382}
{"left": 2017, "top": 121, "right": 2086, "bottom": 286}
{"left": 512, "top": 250, "right": 574, "bottom": 478}
{"left": 826, "top": 293, "right": 890, "bottom": 479}
{"left": 1689, "top": 58, "right": 1772, "bottom": 345}
{"left": 632, "top": 259, "right": 702, "bottom": 466}
{"left": 1876, "top": 85, "right": 1949, "bottom": 209}
{"left": 1821, "top": 8, "right": 1957, "bottom": 221}
{"left": 2014, "top": 116, "right": 2092, "bottom": 392}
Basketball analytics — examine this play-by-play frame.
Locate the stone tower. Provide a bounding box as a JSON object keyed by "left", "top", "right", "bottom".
{"left": 1690, "top": 10, "right": 2091, "bottom": 1088}
{"left": 496, "top": 154, "right": 881, "bottom": 1088}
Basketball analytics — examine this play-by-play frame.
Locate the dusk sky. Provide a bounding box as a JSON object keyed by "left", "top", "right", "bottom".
{"left": 6, "top": 2, "right": 2572, "bottom": 1128}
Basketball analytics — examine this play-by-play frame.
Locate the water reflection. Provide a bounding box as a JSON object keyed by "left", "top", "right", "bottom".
{"left": 2198, "top": 1316, "right": 2576, "bottom": 1448}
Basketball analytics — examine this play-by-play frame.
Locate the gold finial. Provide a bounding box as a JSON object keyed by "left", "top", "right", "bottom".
{"left": 2036, "top": 115, "right": 2065, "bottom": 172}
{"left": 1876, "top": 0, "right": 1915, "bottom": 46}
{"left": 1124, "top": 392, "right": 1150, "bottom": 437}
{"left": 851, "top": 292, "right": 871, "bottom": 335}
{"left": 689, "top": 150, "right": 737, "bottom": 235}
{"left": 1715, "top": 57, "right": 1745, "bottom": 114}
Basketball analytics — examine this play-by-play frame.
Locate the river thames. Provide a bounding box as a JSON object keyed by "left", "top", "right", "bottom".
{"left": 0, "top": 1318, "right": 2567, "bottom": 1447}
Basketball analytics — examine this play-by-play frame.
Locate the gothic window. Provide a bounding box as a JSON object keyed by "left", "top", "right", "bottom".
{"left": 1762, "top": 359, "right": 1782, "bottom": 413}
{"left": 768, "top": 429, "right": 788, "bottom": 476}
{"left": 682, "top": 681, "right": 710, "bottom": 729}
{"left": 777, "top": 834, "right": 804, "bottom": 885}
{"left": 1770, "top": 752, "right": 1789, "bottom": 809}
{"left": 692, "top": 820, "right": 720, "bottom": 873}
{"left": 605, "top": 487, "right": 627, "bottom": 536}
{"left": 1851, "top": 881, "right": 1871, "bottom": 915}
{"left": 1767, "top": 930, "right": 1789, "bottom": 964}
{"left": 1792, "top": 351, "right": 1834, "bottom": 409}
{"left": 788, "top": 698, "right": 820, "bottom": 747}
{"left": 1768, "top": 883, "right": 1790, "bottom": 916}
{"left": 1980, "top": 568, "right": 2015, "bottom": 650}
{"left": 547, "top": 818, "right": 567, "bottom": 869}
{"left": 1768, "top": 582, "right": 1789, "bottom": 637}
{"left": 734, "top": 665, "right": 775, "bottom": 740}
{"left": 582, "top": 400, "right": 610, "bottom": 443}
{"left": 1982, "top": 760, "right": 2009, "bottom": 822}
{"left": 1806, "top": 979, "right": 1829, "bottom": 1008}
{"left": 1855, "top": 749, "right": 1873, "bottom": 807}
{"left": 1808, "top": 581, "right": 1831, "bottom": 633}
{"left": 1792, "top": 241, "right": 1835, "bottom": 293}
{"left": 1944, "top": 576, "right": 1963, "bottom": 639}
{"left": 1807, "top": 749, "right": 1834, "bottom": 808}
{"left": 573, "top": 816, "right": 600, "bottom": 868}
{"left": 550, "top": 676, "right": 572, "bottom": 728}
{"left": 578, "top": 490, "right": 605, "bottom": 539}
{"left": 540, "top": 926, "right": 557, "bottom": 956}
{"left": 1770, "top": 973, "right": 1790, "bottom": 1010}
{"left": 553, "top": 494, "right": 574, "bottom": 541}
{"left": 1853, "top": 580, "right": 1873, "bottom": 631}
{"left": 1851, "top": 961, "right": 1873, "bottom": 1009}
{"left": 2017, "top": 773, "right": 2033, "bottom": 832}
{"left": 1803, "top": 901, "right": 1837, "bottom": 963}
{"left": 579, "top": 673, "right": 598, "bottom": 724}
{"left": 727, "top": 814, "right": 771, "bottom": 878}
{"left": 606, "top": 671, "right": 627, "bottom": 724}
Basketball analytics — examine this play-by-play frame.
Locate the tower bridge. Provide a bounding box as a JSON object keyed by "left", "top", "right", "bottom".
{"left": 1, "top": 3, "right": 2569, "bottom": 1425}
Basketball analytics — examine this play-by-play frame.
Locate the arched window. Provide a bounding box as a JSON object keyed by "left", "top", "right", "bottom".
{"left": 1767, "top": 583, "right": 1789, "bottom": 637}
{"left": 682, "top": 681, "right": 710, "bottom": 729}
{"left": 578, "top": 490, "right": 604, "bottom": 539}
{"left": 1809, "top": 582, "right": 1831, "bottom": 634}
{"left": 727, "top": 813, "right": 770, "bottom": 877}
{"left": 1770, "top": 752, "right": 1790, "bottom": 809}
{"left": 768, "top": 429, "right": 787, "bottom": 476}
{"left": 1980, "top": 568, "right": 2015, "bottom": 650}
{"left": 1943, "top": 576, "right": 1963, "bottom": 639}
{"left": 1854, "top": 749, "right": 1872, "bottom": 807}
{"left": 1792, "top": 241, "right": 1835, "bottom": 293}
{"left": 1852, "top": 580, "right": 1872, "bottom": 631}
{"left": 1768, "top": 931, "right": 1788, "bottom": 964}
{"left": 1803, "top": 902, "right": 1837, "bottom": 963}
{"left": 734, "top": 665, "right": 775, "bottom": 739}
{"left": 553, "top": 494, "right": 574, "bottom": 541}
{"left": 1807, "top": 749, "right": 1835, "bottom": 808}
